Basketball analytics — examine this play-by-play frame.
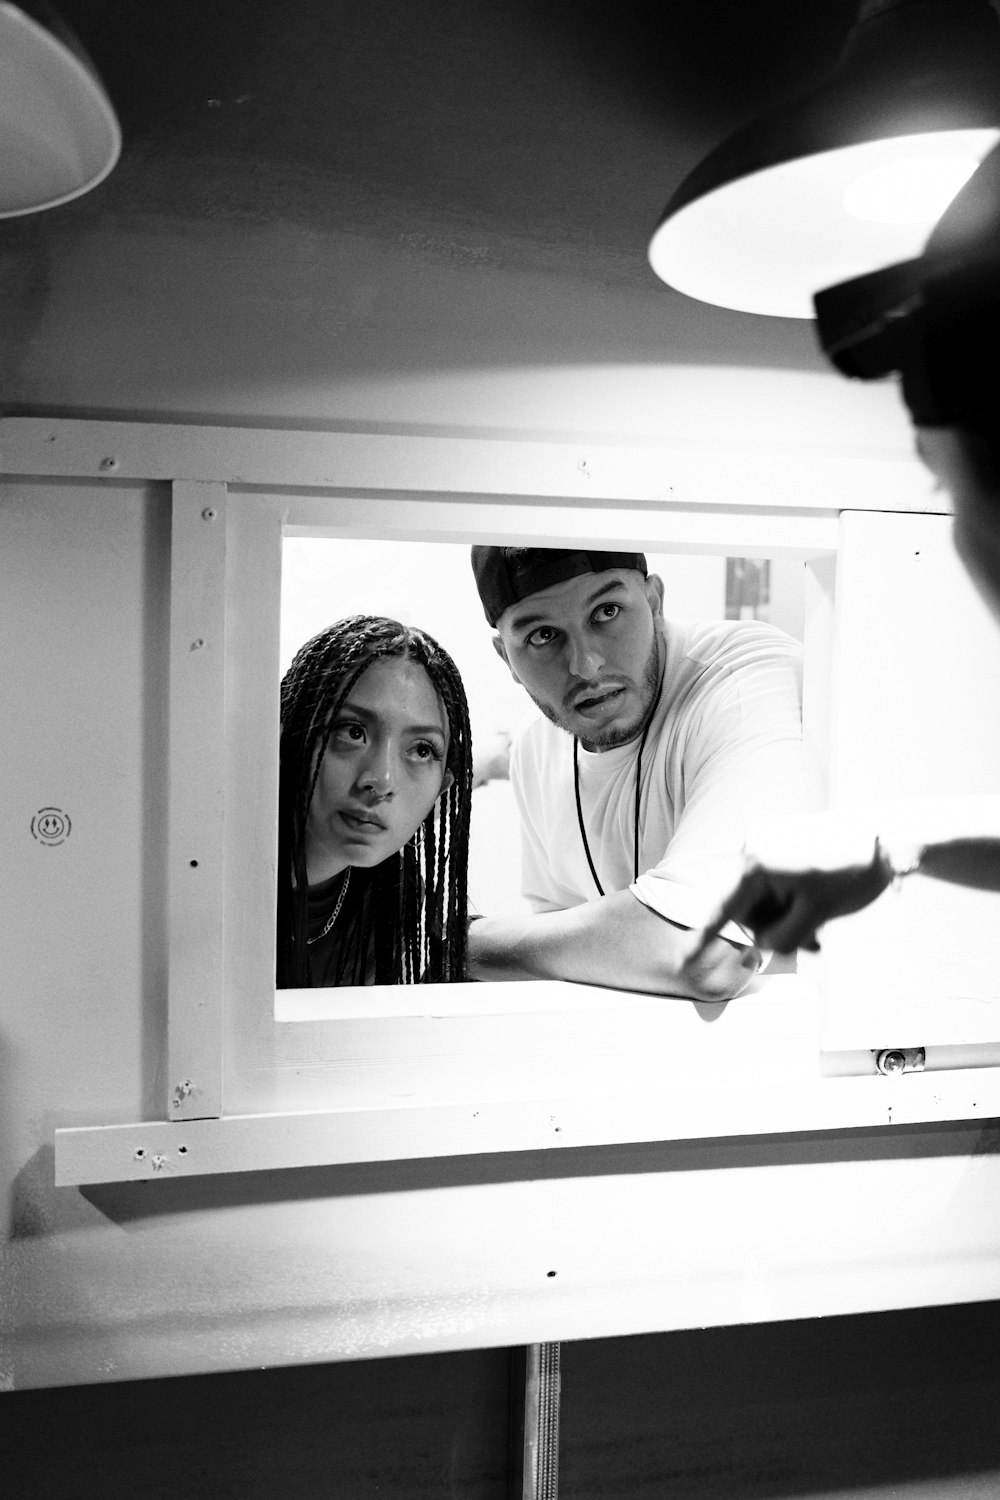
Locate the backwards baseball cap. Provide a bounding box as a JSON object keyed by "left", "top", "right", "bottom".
{"left": 814, "top": 142, "right": 1000, "bottom": 430}
{"left": 471, "top": 546, "right": 648, "bottom": 627}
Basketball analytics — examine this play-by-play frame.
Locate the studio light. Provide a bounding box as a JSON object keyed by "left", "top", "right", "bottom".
{"left": 0, "top": 2, "right": 120, "bottom": 218}
{"left": 648, "top": 0, "right": 1000, "bottom": 317}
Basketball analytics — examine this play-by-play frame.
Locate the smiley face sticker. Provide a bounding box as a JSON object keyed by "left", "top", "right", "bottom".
{"left": 31, "top": 808, "right": 71, "bottom": 846}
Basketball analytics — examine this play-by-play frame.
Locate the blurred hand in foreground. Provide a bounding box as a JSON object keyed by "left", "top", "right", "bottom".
{"left": 689, "top": 815, "right": 894, "bottom": 959}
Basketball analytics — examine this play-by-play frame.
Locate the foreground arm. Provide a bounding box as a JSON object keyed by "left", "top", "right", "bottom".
{"left": 468, "top": 887, "right": 762, "bottom": 1001}
{"left": 690, "top": 822, "right": 1000, "bottom": 958}
{"left": 920, "top": 837, "right": 1000, "bottom": 891}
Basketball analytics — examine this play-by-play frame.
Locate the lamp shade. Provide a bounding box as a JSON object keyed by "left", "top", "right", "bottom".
{"left": 648, "top": 0, "right": 1000, "bottom": 317}
{"left": 0, "top": 2, "right": 120, "bottom": 218}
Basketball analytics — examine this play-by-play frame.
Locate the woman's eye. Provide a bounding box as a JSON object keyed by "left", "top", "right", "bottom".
{"left": 331, "top": 721, "right": 366, "bottom": 745}
{"left": 410, "top": 740, "right": 443, "bottom": 762}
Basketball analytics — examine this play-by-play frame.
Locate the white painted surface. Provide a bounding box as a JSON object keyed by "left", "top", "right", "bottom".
{"left": 820, "top": 511, "right": 1000, "bottom": 1049}
{"left": 167, "top": 481, "right": 227, "bottom": 1119}
{"left": 53, "top": 1057, "right": 1000, "bottom": 1186}
{"left": 0, "top": 416, "right": 938, "bottom": 514}
{"left": 13, "top": 1139, "right": 1000, "bottom": 1388}
{"left": 4, "top": 427, "right": 1000, "bottom": 1394}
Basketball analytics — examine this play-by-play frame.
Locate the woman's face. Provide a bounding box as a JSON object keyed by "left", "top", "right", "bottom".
{"left": 917, "top": 426, "right": 1000, "bottom": 628}
{"left": 304, "top": 655, "right": 453, "bottom": 884}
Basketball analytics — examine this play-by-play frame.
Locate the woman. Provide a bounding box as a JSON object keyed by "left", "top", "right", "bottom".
{"left": 277, "top": 615, "right": 473, "bottom": 987}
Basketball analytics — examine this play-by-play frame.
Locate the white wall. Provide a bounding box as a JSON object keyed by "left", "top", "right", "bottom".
{"left": 4, "top": 440, "right": 1000, "bottom": 1393}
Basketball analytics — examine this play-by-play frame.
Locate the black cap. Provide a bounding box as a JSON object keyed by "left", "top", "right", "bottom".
{"left": 471, "top": 547, "right": 648, "bottom": 627}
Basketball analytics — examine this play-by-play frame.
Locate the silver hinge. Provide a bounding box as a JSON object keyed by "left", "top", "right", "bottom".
{"left": 873, "top": 1047, "right": 926, "bottom": 1076}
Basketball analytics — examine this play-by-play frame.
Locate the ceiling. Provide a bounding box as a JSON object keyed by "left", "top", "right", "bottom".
{"left": 57, "top": 0, "right": 860, "bottom": 282}
{"left": 3, "top": 0, "right": 931, "bottom": 423}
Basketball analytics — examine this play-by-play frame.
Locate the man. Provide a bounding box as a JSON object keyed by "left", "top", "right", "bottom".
{"left": 466, "top": 545, "right": 810, "bottom": 1000}
{"left": 692, "top": 143, "right": 1000, "bottom": 958}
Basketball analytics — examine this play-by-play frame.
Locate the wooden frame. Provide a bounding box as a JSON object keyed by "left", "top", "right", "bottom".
{"left": 6, "top": 414, "right": 999, "bottom": 1190}
{"left": 168, "top": 480, "right": 228, "bottom": 1117}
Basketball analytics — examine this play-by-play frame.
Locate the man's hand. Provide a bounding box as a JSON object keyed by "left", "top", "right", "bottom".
{"left": 467, "top": 887, "right": 762, "bottom": 1002}
{"left": 472, "top": 730, "right": 512, "bottom": 790}
{"left": 689, "top": 816, "right": 893, "bottom": 958}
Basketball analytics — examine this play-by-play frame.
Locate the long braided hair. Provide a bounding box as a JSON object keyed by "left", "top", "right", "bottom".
{"left": 277, "top": 616, "right": 472, "bottom": 987}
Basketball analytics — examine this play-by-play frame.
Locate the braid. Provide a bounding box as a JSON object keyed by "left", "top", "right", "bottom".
{"left": 277, "top": 615, "right": 473, "bottom": 988}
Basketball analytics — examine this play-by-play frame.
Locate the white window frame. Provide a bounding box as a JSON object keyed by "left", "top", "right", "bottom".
{"left": 7, "top": 416, "right": 998, "bottom": 1188}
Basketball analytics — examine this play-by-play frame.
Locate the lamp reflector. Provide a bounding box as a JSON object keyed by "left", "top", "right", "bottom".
{"left": 0, "top": 2, "right": 120, "bottom": 218}
{"left": 648, "top": 129, "right": 1000, "bottom": 318}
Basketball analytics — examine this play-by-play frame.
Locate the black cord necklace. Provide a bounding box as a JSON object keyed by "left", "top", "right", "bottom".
{"left": 573, "top": 676, "right": 663, "bottom": 897}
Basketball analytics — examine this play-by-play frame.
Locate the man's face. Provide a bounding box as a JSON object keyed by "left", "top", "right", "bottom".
{"left": 493, "top": 568, "right": 664, "bottom": 751}
{"left": 917, "top": 426, "right": 1000, "bottom": 628}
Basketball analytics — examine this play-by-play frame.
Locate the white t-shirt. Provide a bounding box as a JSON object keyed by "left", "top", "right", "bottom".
{"left": 510, "top": 617, "right": 809, "bottom": 944}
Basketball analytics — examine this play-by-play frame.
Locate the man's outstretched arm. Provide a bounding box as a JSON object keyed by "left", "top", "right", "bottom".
{"left": 468, "top": 887, "right": 761, "bottom": 1002}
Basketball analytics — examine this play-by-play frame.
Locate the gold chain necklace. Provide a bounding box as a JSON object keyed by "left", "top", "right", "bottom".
{"left": 306, "top": 867, "right": 351, "bottom": 944}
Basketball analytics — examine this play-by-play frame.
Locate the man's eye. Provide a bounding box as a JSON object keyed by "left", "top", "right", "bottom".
{"left": 525, "top": 626, "right": 557, "bottom": 648}
{"left": 594, "top": 603, "right": 621, "bottom": 623}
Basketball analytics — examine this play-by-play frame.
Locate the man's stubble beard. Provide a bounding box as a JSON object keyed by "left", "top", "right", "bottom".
{"left": 531, "top": 632, "right": 663, "bottom": 752}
